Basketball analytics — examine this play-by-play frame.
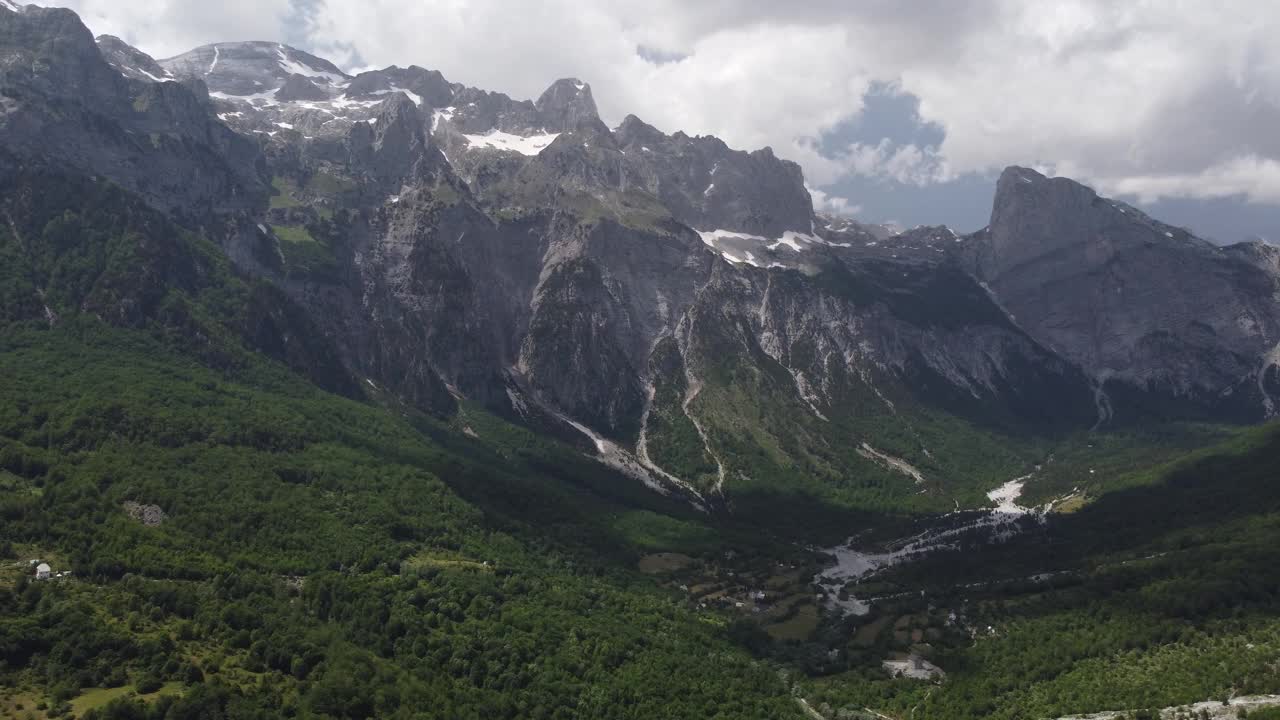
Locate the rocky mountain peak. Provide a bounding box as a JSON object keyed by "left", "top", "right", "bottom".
{"left": 535, "top": 77, "right": 599, "bottom": 131}
{"left": 160, "top": 41, "right": 350, "bottom": 97}
{"left": 0, "top": 10, "right": 266, "bottom": 215}
{"left": 614, "top": 114, "right": 664, "bottom": 146}
{"left": 983, "top": 165, "right": 1220, "bottom": 282}
{"left": 964, "top": 165, "right": 1280, "bottom": 418}
{"left": 376, "top": 90, "right": 422, "bottom": 122}
{"left": 989, "top": 166, "right": 1098, "bottom": 248}
{"left": 0, "top": 4, "right": 128, "bottom": 106}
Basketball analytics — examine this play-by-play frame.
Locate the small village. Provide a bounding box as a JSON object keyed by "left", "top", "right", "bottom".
{"left": 639, "top": 549, "right": 824, "bottom": 640}
{"left": 638, "top": 546, "right": 959, "bottom": 683}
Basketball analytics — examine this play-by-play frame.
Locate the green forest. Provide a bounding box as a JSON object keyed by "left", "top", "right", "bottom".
{"left": 0, "top": 323, "right": 805, "bottom": 719}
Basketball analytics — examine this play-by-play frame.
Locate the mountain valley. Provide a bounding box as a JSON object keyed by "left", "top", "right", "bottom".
{"left": 2, "top": 3, "right": 1280, "bottom": 718}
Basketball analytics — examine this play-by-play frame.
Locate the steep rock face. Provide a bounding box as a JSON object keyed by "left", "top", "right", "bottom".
{"left": 0, "top": 4, "right": 127, "bottom": 105}
{"left": 622, "top": 251, "right": 1097, "bottom": 505}
{"left": 0, "top": 6, "right": 267, "bottom": 215}
{"left": 359, "top": 185, "right": 539, "bottom": 410}
{"left": 347, "top": 93, "right": 434, "bottom": 188}
{"left": 535, "top": 78, "right": 599, "bottom": 132}
{"left": 966, "top": 167, "right": 1280, "bottom": 420}
{"left": 614, "top": 115, "right": 814, "bottom": 237}
{"left": 518, "top": 218, "right": 715, "bottom": 439}
{"left": 445, "top": 86, "right": 542, "bottom": 134}
{"left": 680, "top": 253, "right": 1094, "bottom": 433}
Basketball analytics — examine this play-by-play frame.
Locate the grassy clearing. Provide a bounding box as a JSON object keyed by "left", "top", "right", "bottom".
{"left": 269, "top": 223, "right": 341, "bottom": 279}
{"left": 269, "top": 177, "right": 302, "bottom": 210}
{"left": 402, "top": 550, "right": 493, "bottom": 573}
{"left": 638, "top": 552, "right": 695, "bottom": 575}
{"left": 270, "top": 224, "right": 316, "bottom": 245}
{"left": 765, "top": 602, "right": 820, "bottom": 641}
{"left": 0, "top": 690, "right": 49, "bottom": 720}
{"left": 70, "top": 682, "right": 183, "bottom": 717}
{"left": 1053, "top": 494, "right": 1089, "bottom": 513}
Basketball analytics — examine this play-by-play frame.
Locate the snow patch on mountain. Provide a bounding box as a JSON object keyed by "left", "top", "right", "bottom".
{"left": 768, "top": 230, "right": 821, "bottom": 252}
{"left": 210, "top": 90, "right": 281, "bottom": 107}
{"left": 697, "top": 228, "right": 829, "bottom": 267}
{"left": 327, "top": 96, "right": 384, "bottom": 110}
{"left": 371, "top": 87, "right": 424, "bottom": 107}
{"left": 275, "top": 46, "right": 346, "bottom": 86}
{"left": 697, "top": 229, "right": 767, "bottom": 247}
{"left": 136, "top": 66, "right": 173, "bottom": 83}
{"left": 462, "top": 130, "right": 560, "bottom": 156}
{"left": 431, "top": 106, "right": 456, "bottom": 131}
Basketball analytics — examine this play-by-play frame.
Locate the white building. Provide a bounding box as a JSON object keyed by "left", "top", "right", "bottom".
{"left": 35, "top": 563, "right": 51, "bottom": 580}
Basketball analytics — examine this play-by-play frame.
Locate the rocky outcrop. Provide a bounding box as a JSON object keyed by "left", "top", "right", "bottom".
{"left": 276, "top": 73, "right": 329, "bottom": 102}
{"left": 965, "top": 166, "right": 1280, "bottom": 420}
{"left": 96, "top": 34, "right": 173, "bottom": 82}
{"left": 346, "top": 65, "right": 455, "bottom": 108}
{"left": 614, "top": 115, "right": 814, "bottom": 237}
{"left": 535, "top": 78, "right": 599, "bottom": 132}
{"left": 347, "top": 92, "right": 434, "bottom": 188}
{"left": 0, "top": 6, "right": 267, "bottom": 216}
{"left": 123, "top": 502, "right": 167, "bottom": 526}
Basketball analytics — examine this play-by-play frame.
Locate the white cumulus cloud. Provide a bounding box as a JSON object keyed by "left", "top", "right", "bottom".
{"left": 40, "top": 0, "right": 295, "bottom": 59}
{"left": 35, "top": 0, "right": 1280, "bottom": 206}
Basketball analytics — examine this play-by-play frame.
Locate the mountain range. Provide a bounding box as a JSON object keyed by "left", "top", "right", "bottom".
{"left": 4, "top": 4, "right": 1280, "bottom": 718}
{"left": 8, "top": 2, "right": 1280, "bottom": 515}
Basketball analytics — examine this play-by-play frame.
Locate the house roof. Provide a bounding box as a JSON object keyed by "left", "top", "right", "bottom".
{"left": 36, "top": 563, "right": 50, "bottom": 572}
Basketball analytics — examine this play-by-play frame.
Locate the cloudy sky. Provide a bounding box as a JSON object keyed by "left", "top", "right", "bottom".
{"left": 46, "top": 0, "right": 1280, "bottom": 243}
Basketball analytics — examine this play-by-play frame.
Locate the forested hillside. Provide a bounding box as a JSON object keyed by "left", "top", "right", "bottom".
{"left": 0, "top": 173, "right": 802, "bottom": 719}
